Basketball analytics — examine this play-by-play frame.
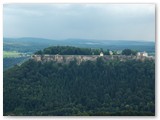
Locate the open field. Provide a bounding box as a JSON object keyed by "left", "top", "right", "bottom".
{"left": 3, "top": 51, "right": 21, "bottom": 58}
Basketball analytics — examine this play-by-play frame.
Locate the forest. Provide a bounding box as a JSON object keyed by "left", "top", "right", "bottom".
{"left": 4, "top": 57, "right": 155, "bottom": 116}
{"left": 35, "top": 46, "right": 110, "bottom": 55}
{"left": 35, "top": 46, "right": 137, "bottom": 55}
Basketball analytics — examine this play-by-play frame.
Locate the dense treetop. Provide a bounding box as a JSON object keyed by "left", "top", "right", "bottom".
{"left": 122, "top": 49, "right": 137, "bottom": 56}
{"left": 35, "top": 46, "right": 110, "bottom": 55}
{"left": 4, "top": 58, "right": 155, "bottom": 116}
{"left": 35, "top": 46, "right": 138, "bottom": 56}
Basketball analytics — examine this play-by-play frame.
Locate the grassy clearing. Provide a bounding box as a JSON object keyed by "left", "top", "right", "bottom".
{"left": 3, "top": 51, "right": 21, "bottom": 58}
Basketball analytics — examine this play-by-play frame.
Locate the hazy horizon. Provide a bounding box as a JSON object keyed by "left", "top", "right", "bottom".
{"left": 3, "top": 37, "right": 155, "bottom": 42}
{"left": 3, "top": 4, "right": 155, "bottom": 42}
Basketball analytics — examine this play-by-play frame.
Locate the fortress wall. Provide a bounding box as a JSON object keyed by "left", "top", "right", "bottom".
{"left": 31, "top": 54, "right": 154, "bottom": 63}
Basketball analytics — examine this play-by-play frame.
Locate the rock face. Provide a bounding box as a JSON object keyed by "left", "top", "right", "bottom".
{"left": 31, "top": 54, "right": 99, "bottom": 64}
{"left": 31, "top": 54, "right": 154, "bottom": 64}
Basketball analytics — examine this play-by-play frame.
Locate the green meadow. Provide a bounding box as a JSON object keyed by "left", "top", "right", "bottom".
{"left": 3, "top": 51, "right": 21, "bottom": 58}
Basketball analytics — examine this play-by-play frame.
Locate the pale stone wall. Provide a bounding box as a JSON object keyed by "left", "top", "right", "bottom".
{"left": 31, "top": 54, "right": 154, "bottom": 63}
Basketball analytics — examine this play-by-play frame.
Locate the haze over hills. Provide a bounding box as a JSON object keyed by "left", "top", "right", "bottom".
{"left": 4, "top": 37, "right": 155, "bottom": 53}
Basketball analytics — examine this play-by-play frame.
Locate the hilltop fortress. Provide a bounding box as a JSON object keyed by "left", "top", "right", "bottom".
{"left": 31, "top": 52, "right": 154, "bottom": 64}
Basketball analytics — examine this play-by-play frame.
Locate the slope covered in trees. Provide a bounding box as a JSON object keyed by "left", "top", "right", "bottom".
{"left": 4, "top": 58, "right": 155, "bottom": 116}
{"left": 3, "top": 57, "right": 29, "bottom": 70}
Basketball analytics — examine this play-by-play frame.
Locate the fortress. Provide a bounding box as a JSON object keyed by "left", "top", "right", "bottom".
{"left": 31, "top": 53, "right": 154, "bottom": 64}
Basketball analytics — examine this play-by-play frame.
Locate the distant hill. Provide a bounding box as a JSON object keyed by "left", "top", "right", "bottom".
{"left": 3, "top": 37, "right": 155, "bottom": 53}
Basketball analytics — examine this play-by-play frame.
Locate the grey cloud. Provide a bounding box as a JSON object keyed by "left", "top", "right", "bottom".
{"left": 3, "top": 4, "right": 155, "bottom": 41}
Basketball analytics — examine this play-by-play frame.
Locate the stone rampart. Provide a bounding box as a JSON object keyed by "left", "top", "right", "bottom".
{"left": 31, "top": 54, "right": 154, "bottom": 64}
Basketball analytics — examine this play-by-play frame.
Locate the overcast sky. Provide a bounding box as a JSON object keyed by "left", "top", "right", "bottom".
{"left": 3, "top": 4, "right": 155, "bottom": 41}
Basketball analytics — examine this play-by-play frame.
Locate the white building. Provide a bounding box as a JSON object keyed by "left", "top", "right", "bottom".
{"left": 137, "top": 51, "right": 148, "bottom": 57}
{"left": 100, "top": 52, "right": 104, "bottom": 57}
